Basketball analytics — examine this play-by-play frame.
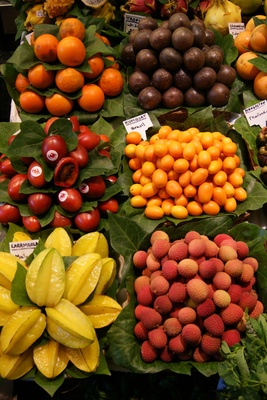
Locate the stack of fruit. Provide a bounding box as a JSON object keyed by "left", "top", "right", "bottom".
{"left": 0, "top": 228, "right": 121, "bottom": 386}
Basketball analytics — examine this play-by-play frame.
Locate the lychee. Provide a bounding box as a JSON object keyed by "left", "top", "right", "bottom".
{"left": 221, "top": 329, "right": 241, "bottom": 347}
{"left": 168, "top": 240, "right": 188, "bottom": 261}
{"left": 201, "top": 333, "right": 221, "bottom": 355}
{"left": 181, "top": 323, "right": 202, "bottom": 346}
{"left": 150, "top": 275, "right": 170, "bottom": 296}
{"left": 134, "top": 275, "right": 150, "bottom": 294}
{"left": 168, "top": 281, "right": 187, "bottom": 303}
{"left": 178, "top": 307, "right": 197, "bottom": 325}
{"left": 133, "top": 250, "right": 148, "bottom": 269}
{"left": 210, "top": 257, "right": 224, "bottom": 272}
{"left": 220, "top": 238, "right": 237, "bottom": 250}
{"left": 238, "top": 291, "right": 258, "bottom": 312}
{"left": 140, "top": 307, "right": 162, "bottom": 330}
{"left": 163, "top": 317, "right": 182, "bottom": 337}
{"left": 213, "top": 233, "right": 232, "bottom": 247}
{"left": 146, "top": 252, "right": 161, "bottom": 272}
{"left": 242, "top": 256, "right": 258, "bottom": 272}
{"left": 224, "top": 258, "right": 243, "bottom": 277}
{"left": 213, "top": 289, "right": 231, "bottom": 308}
{"left": 203, "top": 314, "right": 225, "bottom": 337}
{"left": 161, "top": 259, "right": 178, "bottom": 281}
{"left": 177, "top": 258, "right": 198, "bottom": 278}
{"left": 154, "top": 294, "right": 173, "bottom": 314}
{"left": 239, "top": 263, "right": 254, "bottom": 283}
{"left": 193, "top": 346, "right": 210, "bottom": 362}
{"left": 151, "top": 238, "right": 171, "bottom": 259}
{"left": 204, "top": 240, "right": 219, "bottom": 258}
{"left": 184, "top": 230, "right": 201, "bottom": 244}
{"left": 134, "top": 321, "right": 148, "bottom": 341}
{"left": 218, "top": 245, "right": 238, "bottom": 262}
{"left": 150, "top": 230, "right": 170, "bottom": 245}
{"left": 196, "top": 298, "right": 216, "bottom": 318}
{"left": 140, "top": 340, "right": 157, "bottom": 362}
{"left": 148, "top": 327, "right": 168, "bottom": 349}
{"left": 188, "top": 238, "right": 206, "bottom": 258}
{"left": 236, "top": 241, "right": 249, "bottom": 259}
{"left": 189, "top": 255, "right": 206, "bottom": 266}
{"left": 213, "top": 271, "right": 232, "bottom": 290}
{"left": 150, "top": 270, "right": 162, "bottom": 281}
{"left": 198, "top": 259, "right": 217, "bottom": 279}
{"left": 228, "top": 284, "right": 243, "bottom": 303}
{"left": 134, "top": 304, "right": 147, "bottom": 320}
{"left": 240, "top": 276, "right": 256, "bottom": 292}
{"left": 186, "top": 278, "right": 209, "bottom": 304}
{"left": 220, "top": 303, "right": 244, "bottom": 325}
{"left": 142, "top": 267, "right": 152, "bottom": 277}
{"left": 160, "top": 345, "right": 175, "bottom": 362}
{"left": 136, "top": 284, "right": 154, "bottom": 306}
{"left": 168, "top": 333, "right": 187, "bottom": 354}
{"left": 249, "top": 300, "right": 264, "bottom": 319}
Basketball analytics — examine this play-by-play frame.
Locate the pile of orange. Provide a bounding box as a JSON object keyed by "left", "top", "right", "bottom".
{"left": 234, "top": 15, "right": 267, "bottom": 100}
{"left": 125, "top": 125, "right": 247, "bottom": 220}
{"left": 15, "top": 18, "right": 124, "bottom": 116}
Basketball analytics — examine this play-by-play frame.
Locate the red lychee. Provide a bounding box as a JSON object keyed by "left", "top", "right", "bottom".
{"left": 203, "top": 313, "right": 225, "bottom": 337}
{"left": 134, "top": 321, "right": 148, "bottom": 341}
{"left": 186, "top": 278, "right": 209, "bottom": 304}
{"left": 184, "top": 230, "right": 201, "bottom": 244}
{"left": 213, "top": 233, "right": 232, "bottom": 247}
{"left": 239, "top": 263, "right": 254, "bottom": 283}
{"left": 161, "top": 259, "right": 178, "bottom": 281}
{"left": 141, "top": 340, "right": 157, "bottom": 362}
{"left": 238, "top": 291, "right": 258, "bottom": 312}
{"left": 134, "top": 275, "right": 150, "bottom": 294}
{"left": 193, "top": 346, "right": 210, "bottom": 362}
{"left": 198, "top": 259, "right": 217, "bottom": 279}
{"left": 224, "top": 258, "right": 243, "bottom": 277}
{"left": 201, "top": 334, "right": 221, "bottom": 355}
{"left": 204, "top": 240, "right": 219, "bottom": 258}
{"left": 140, "top": 307, "right": 162, "bottom": 330}
{"left": 177, "top": 258, "right": 198, "bottom": 278}
{"left": 168, "top": 281, "right": 187, "bottom": 303}
{"left": 154, "top": 294, "right": 173, "bottom": 314}
{"left": 242, "top": 256, "right": 258, "bottom": 272}
{"left": 236, "top": 241, "right": 249, "bottom": 259}
{"left": 148, "top": 327, "right": 168, "bottom": 349}
{"left": 210, "top": 257, "right": 224, "bottom": 272}
{"left": 213, "top": 271, "right": 232, "bottom": 290}
{"left": 150, "top": 230, "right": 169, "bottom": 245}
{"left": 181, "top": 323, "right": 202, "bottom": 346}
{"left": 213, "top": 289, "right": 231, "bottom": 308}
{"left": 134, "top": 304, "right": 147, "bottom": 320}
{"left": 146, "top": 252, "right": 161, "bottom": 272}
{"left": 218, "top": 245, "right": 238, "bottom": 262}
{"left": 188, "top": 238, "right": 206, "bottom": 258}
{"left": 160, "top": 345, "right": 175, "bottom": 362}
{"left": 220, "top": 303, "right": 244, "bottom": 325}
{"left": 249, "top": 300, "right": 264, "bottom": 319}
{"left": 137, "top": 284, "right": 154, "bottom": 306}
{"left": 133, "top": 250, "right": 148, "bottom": 269}
{"left": 150, "top": 275, "right": 170, "bottom": 296}
{"left": 178, "top": 306, "right": 197, "bottom": 325}
{"left": 168, "top": 240, "right": 188, "bottom": 261}
{"left": 163, "top": 317, "right": 182, "bottom": 337}
{"left": 221, "top": 329, "right": 241, "bottom": 347}
{"left": 168, "top": 333, "right": 187, "bottom": 354}
{"left": 228, "top": 284, "right": 243, "bottom": 303}
{"left": 220, "top": 238, "right": 237, "bottom": 250}
{"left": 196, "top": 298, "right": 216, "bottom": 318}
{"left": 151, "top": 238, "right": 171, "bottom": 259}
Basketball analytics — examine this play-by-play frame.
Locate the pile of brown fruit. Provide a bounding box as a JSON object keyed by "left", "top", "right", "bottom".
{"left": 133, "top": 230, "right": 263, "bottom": 363}
{"left": 121, "top": 13, "right": 236, "bottom": 110}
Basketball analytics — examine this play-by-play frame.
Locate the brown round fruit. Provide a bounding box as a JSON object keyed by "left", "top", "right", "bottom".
{"left": 133, "top": 29, "right": 153, "bottom": 52}
{"left": 206, "top": 83, "right": 230, "bottom": 107}
{"left": 183, "top": 47, "right": 205, "bottom": 71}
{"left": 171, "top": 27, "right": 194, "bottom": 52}
{"left": 191, "top": 24, "right": 206, "bottom": 48}
{"left": 121, "top": 43, "right": 136, "bottom": 66}
{"left": 138, "top": 86, "right": 162, "bottom": 110}
{"left": 129, "top": 70, "right": 151, "bottom": 94}
{"left": 173, "top": 67, "right": 193, "bottom": 91}
{"left": 184, "top": 86, "right": 206, "bottom": 107}
{"left": 159, "top": 47, "right": 183, "bottom": 72}
{"left": 162, "top": 87, "right": 184, "bottom": 109}
{"left": 205, "top": 46, "right": 224, "bottom": 71}
{"left": 151, "top": 68, "right": 173, "bottom": 92}
{"left": 138, "top": 16, "right": 158, "bottom": 31}
{"left": 135, "top": 49, "right": 158, "bottom": 73}
{"left": 167, "top": 12, "right": 190, "bottom": 31}
{"left": 216, "top": 65, "right": 236, "bottom": 87}
{"left": 149, "top": 27, "right": 172, "bottom": 51}
{"left": 205, "top": 29, "right": 215, "bottom": 46}
{"left": 193, "top": 66, "right": 217, "bottom": 90}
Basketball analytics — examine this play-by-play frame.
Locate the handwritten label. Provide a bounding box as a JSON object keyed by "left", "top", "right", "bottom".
{"left": 123, "top": 113, "right": 153, "bottom": 139}
{"left": 228, "top": 22, "right": 245, "bottom": 38}
{"left": 124, "top": 13, "right": 145, "bottom": 33}
{"left": 243, "top": 101, "right": 267, "bottom": 128}
{"left": 9, "top": 240, "right": 39, "bottom": 261}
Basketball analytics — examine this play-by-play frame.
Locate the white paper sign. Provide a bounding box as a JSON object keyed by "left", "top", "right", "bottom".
{"left": 228, "top": 22, "right": 245, "bottom": 38}
{"left": 243, "top": 100, "right": 267, "bottom": 128}
{"left": 9, "top": 240, "right": 39, "bottom": 261}
{"left": 124, "top": 13, "right": 145, "bottom": 33}
{"left": 123, "top": 113, "right": 153, "bottom": 139}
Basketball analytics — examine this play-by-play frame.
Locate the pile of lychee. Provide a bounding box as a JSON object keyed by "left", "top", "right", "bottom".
{"left": 132, "top": 230, "right": 264, "bottom": 363}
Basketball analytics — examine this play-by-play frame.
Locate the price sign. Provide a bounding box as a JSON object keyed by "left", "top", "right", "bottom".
{"left": 243, "top": 100, "right": 267, "bottom": 128}
{"left": 124, "top": 13, "right": 145, "bottom": 33}
{"left": 9, "top": 240, "right": 39, "bottom": 261}
{"left": 123, "top": 113, "right": 153, "bottom": 139}
{"left": 228, "top": 22, "right": 245, "bottom": 38}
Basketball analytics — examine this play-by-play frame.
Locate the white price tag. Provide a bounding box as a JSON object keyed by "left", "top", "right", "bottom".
{"left": 9, "top": 240, "right": 39, "bottom": 261}
{"left": 123, "top": 113, "right": 153, "bottom": 139}
{"left": 243, "top": 100, "right": 267, "bottom": 128}
{"left": 228, "top": 22, "right": 245, "bottom": 38}
{"left": 124, "top": 13, "right": 145, "bottom": 33}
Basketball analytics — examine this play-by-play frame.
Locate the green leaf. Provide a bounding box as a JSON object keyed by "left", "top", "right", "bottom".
{"left": 34, "top": 370, "right": 65, "bottom": 397}
{"left": 11, "top": 262, "right": 34, "bottom": 306}
{"left": 249, "top": 56, "right": 267, "bottom": 73}
{"left": 234, "top": 116, "right": 260, "bottom": 165}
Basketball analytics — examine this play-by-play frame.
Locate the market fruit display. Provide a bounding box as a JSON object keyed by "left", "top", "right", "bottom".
{"left": 0, "top": 228, "right": 122, "bottom": 382}
{"left": 132, "top": 229, "right": 264, "bottom": 363}
{"left": 121, "top": 13, "right": 236, "bottom": 110}
{"left": 125, "top": 125, "right": 247, "bottom": 220}
{"left": 0, "top": 116, "right": 119, "bottom": 232}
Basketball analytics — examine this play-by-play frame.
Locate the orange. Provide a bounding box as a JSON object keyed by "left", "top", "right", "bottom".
{"left": 28, "top": 64, "right": 55, "bottom": 89}
{"left": 250, "top": 24, "right": 267, "bottom": 53}
{"left": 59, "top": 18, "right": 85, "bottom": 41}
{"left": 126, "top": 131, "right": 142, "bottom": 145}
{"left": 57, "top": 37, "right": 86, "bottom": 67}
{"left": 15, "top": 73, "right": 30, "bottom": 93}
{"left": 254, "top": 71, "right": 267, "bottom": 99}
{"left": 234, "top": 30, "right": 253, "bottom": 54}
{"left": 105, "top": 55, "right": 120, "bottom": 70}
{"left": 246, "top": 15, "right": 266, "bottom": 32}
{"left": 34, "top": 34, "right": 59, "bottom": 63}
{"left": 45, "top": 93, "right": 73, "bottom": 116}
{"left": 55, "top": 68, "right": 84, "bottom": 93}
{"left": 84, "top": 54, "right": 105, "bottom": 79}
{"left": 77, "top": 83, "right": 105, "bottom": 112}
{"left": 98, "top": 68, "right": 124, "bottom": 97}
{"left": 235, "top": 51, "right": 260, "bottom": 80}
{"left": 19, "top": 90, "right": 45, "bottom": 114}
{"left": 94, "top": 32, "right": 111, "bottom": 46}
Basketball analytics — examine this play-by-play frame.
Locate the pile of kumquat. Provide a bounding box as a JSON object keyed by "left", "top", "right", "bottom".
{"left": 124, "top": 126, "right": 247, "bottom": 220}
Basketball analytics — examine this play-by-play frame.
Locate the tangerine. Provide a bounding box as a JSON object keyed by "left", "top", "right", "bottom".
{"left": 250, "top": 24, "right": 267, "bottom": 53}
{"left": 57, "top": 37, "right": 86, "bottom": 67}
{"left": 34, "top": 34, "right": 59, "bottom": 63}
{"left": 77, "top": 83, "right": 105, "bottom": 112}
{"left": 19, "top": 90, "right": 45, "bottom": 114}
{"left": 235, "top": 51, "right": 260, "bottom": 80}
{"left": 28, "top": 64, "right": 55, "bottom": 89}
{"left": 45, "top": 93, "right": 73, "bottom": 116}
{"left": 246, "top": 15, "right": 266, "bottom": 32}
{"left": 55, "top": 68, "right": 84, "bottom": 93}
{"left": 84, "top": 54, "right": 105, "bottom": 79}
{"left": 59, "top": 18, "right": 85, "bottom": 41}
{"left": 254, "top": 71, "right": 267, "bottom": 99}
{"left": 98, "top": 68, "right": 124, "bottom": 97}
{"left": 15, "top": 73, "right": 30, "bottom": 93}
{"left": 94, "top": 32, "right": 111, "bottom": 46}
{"left": 105, "top": 55, "right": 120, "bottom": 70}
{"left": 234, "top": 30, "right": 253, "bottom": 54}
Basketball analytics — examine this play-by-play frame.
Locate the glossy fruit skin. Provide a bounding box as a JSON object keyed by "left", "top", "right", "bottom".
{"left": 54, "top": 157, "right": 79, "bottom": 187}
{"left": 57, "top": 188, "right": 83, "bottom": 212}
{"left": 42, "top": 135, "right": 68, "bottom": 167}
{"left": 79, "top": 175, "right": 106, "bottom": 199}
{"left": 68, "top": 115, "right": 80, "bottom": 132}
{"left": 44, "top": 117, "right": 59, "bottom": 135}
{"left": 28, "top": 160, "right": 46, "bottom": 188}
{"left": 68, "top": 144, "right": 89, "bottom": 168}
{"left": 77, "top": 126, "right": 100, "bottom": 151}
{"left": 28, "top": 193, "right": 53, "bottom": 215}
{"left": 0, "top": 204, "right": 21, "bottom": 224}
{"left": 74, "top": 208, "right": 100, "bottom": 232}
{"left": 98, "top": 197, "right": 119, "bottom": 215}
{"left": 98, "top": 149, "right": 111, "bottom": 159}
{"left": 0, "top": 158, "right": 17, "bottom": 177}
{"left": 105, "top": 175, "right": 117, "bottom": 185}
{"left": 22, "top": 216, "right": 42, "bottom": 233}
{"left": 49, "top": 211, "right": 72, "bottom": 228}
{"left": 7, "top": 173, "right": 28, "bottom": 202}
